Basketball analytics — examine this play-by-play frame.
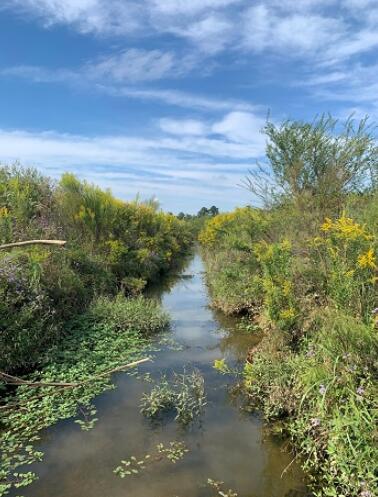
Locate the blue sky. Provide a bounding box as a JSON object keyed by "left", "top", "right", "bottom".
{"left": 0, "top": 0, "right": 377, "bottom": 212}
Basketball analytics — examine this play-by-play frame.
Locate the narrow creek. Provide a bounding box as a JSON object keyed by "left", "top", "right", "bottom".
{"left": 19, "top": 254, "right": 308, "bottom": 497}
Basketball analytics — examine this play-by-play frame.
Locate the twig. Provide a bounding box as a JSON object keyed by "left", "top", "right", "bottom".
{"left": 280, "top": 452, "right": 300, "bottom": 478}
{"left": 0, "top": 358, "right": 151, "bottom": 389}
{"left": 0, "top": 240, "right": 66, "bottom": 250}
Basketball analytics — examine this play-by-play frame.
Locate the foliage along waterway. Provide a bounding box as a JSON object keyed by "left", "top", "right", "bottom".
{"left": 2, "top": 254, "right": 308, "bottom": 497}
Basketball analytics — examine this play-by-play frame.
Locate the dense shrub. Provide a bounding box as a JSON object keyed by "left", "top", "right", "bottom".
{"left": 0, "top": 165, "right": 193, "bottom": 372}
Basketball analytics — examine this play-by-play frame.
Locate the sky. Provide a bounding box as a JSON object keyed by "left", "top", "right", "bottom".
{"left": 0, "top": 1, "right": 378, "bottom": 213}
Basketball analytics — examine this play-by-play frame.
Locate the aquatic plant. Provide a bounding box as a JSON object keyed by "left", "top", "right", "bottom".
{"left": 140, "top": 369, "right": 206, "bottom": 425}
{"left": 113, "top": 441, "right": 189, "bottom": 478}
{"left": 0, "top": 295, "right": 168, "bottom": 497}
{"left": 207, "top": 478, "right": 238, "bottom": 497}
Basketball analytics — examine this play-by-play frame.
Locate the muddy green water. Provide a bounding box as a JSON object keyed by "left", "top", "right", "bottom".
{"left": 20, "top": 254, "right": 308, "bottom": 497}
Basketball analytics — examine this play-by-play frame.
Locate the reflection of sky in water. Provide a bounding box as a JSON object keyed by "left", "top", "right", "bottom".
{"left": 16, "top": 254, "right": 308, "bottom": 497}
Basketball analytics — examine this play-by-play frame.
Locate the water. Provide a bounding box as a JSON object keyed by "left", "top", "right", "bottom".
{"left": 20, "top": 254, "right": 308, "bottom": 497}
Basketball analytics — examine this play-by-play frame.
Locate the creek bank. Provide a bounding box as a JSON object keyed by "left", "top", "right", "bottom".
{"left": 3, "top": 254, "right": 308, "bottom": 497}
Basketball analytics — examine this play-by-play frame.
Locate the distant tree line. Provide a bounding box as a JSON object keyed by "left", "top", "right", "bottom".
{"left": 176, "top": 205, "right": 219, "bottom": 220}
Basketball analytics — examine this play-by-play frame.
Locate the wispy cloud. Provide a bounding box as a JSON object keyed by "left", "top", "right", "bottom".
{"left": 5, "top": 0, "right": 378, "bottom": 63}
{"left": 0, "top": 109, "right": 266, "bottom": 210}
{"left": 1, "top": 61, "right": 256, "bottom": 112}
{"left": 2, "top": 47, "right": 196, "bottom": 84}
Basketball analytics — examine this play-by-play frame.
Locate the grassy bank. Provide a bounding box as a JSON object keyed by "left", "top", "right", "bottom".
{"left": 200, "top": 117, "right": 378, "bottom": 497}
{"left": 0, "top": 166, "right": 193, "bottom": 373}
{"left": 0, "top": 294, "right": 168, "bottom": 496}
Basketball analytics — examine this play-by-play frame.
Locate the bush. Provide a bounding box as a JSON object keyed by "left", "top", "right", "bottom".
{"left": 0, "top": 165, "right": 193, "bottom": 372}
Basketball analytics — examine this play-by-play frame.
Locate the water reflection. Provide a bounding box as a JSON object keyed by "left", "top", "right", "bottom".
{"left": 16, "top": 253, "right": 309, "bottom": 497}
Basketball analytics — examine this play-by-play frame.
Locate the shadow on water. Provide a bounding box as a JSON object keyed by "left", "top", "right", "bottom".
{"left": 16, "top": 253, "right": 310, "bottom": 497}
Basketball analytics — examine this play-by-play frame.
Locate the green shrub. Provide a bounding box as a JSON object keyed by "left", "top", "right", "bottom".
{"left": 0, "top": 165, "right": 193, "bottom": 372}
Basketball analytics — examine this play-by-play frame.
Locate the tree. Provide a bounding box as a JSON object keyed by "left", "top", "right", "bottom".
{"left": 198, "top": 207, "right": 209, "bottom": 217}
{"left": 209, "top": 206, "right": 219, "bottom": 216}
{"left": 244, "top": 115, "right": 378, "bottom": 217}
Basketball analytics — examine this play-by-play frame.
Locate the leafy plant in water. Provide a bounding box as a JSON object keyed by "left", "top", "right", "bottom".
{"left": 0, "top": 295, "right": 168, "bottom": 497}
{"left": 140, "top": 369, "right": 206, "bottom": 425}
{"left": 207, "top": 478, "right": 238, "bottom": 497}
{"left": 113, "top": 441, "right": 189, "bottom": 478}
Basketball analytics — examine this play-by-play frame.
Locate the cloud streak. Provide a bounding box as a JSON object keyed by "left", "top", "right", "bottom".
{"left": 0, "top": 109, "right": 266, "bottom": 210}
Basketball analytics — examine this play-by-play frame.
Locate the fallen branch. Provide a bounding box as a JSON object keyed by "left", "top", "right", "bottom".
{"left": 0, "top": 357, "right": 151, "bottom": 389}
{"left": 0, "top": 240, "right": 66, "bottom": 250}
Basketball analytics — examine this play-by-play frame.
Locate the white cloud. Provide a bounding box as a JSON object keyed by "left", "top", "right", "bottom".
{"left": 159, "top": 118, "right": 209, "bottom": 135}
{"left": 3, "top": 0, "right": 143, "bottom": 34}
{"left": 149, "top": 0, "right": 241, "bottom": 17}
{"left": 212, "top": 111, "right": 266, "bottom": 144}
{"left": 0, "top": 115, "right": 264, "bottom": 169}
{"left": 4, "top": 0, "right": 378, "bottom": 65}
{"left": 171, "top": 15, "right": 234, "bottom": 54}
{"left": 66, "top": 83, "right": 257, "bottom": 113}
{"left": 3, "top": 47, "right": 195, "bottom": 84}
{"left": 85, "top": 49, "right": 177, "bottom": 83}
{"left": 242, "top": 5, "right": 344, "bottom": 56}
{"left": 0, "top": 121, "right": 263, "bottom": 211}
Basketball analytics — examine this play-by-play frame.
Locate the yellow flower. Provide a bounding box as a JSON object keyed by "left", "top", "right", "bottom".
{"left": 321, "top": 217, "right": 333, "bottom": 231}
{"left": 345, "top": 270, "right": 355, "bottom": 277}
{"left": 280, "top": 308, "right": 295, "bottom": 320}
{"left": 357, "top": 248, "right": 377, "bottom": 269}
{"left": 281, "top": 239, "right": 292, "bottom": 251}
{"left": 0, "top": 206, "right": 9, "bottom": 218}
{"left": 321, "top": 214, "right": 370, "bottom": 240}
{"left": 282, "top": 280, "right": 292, "bottom": 296}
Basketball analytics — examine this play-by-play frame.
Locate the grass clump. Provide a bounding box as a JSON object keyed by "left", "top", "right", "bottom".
{"left": 140, "top": 369, "right": 206, "bottom": 425}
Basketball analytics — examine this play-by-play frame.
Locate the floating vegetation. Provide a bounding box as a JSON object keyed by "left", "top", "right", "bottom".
{"left": 207, "top": 478, "right": 238, "bottom": 497}
{"left": 140, "top": 369, "right": 206, "bottom": 425}
{"left": 113, "top": 441, "right": 189, "bottom": 478}
{"left": 0, "top": 296, "right": 168, "bottom": 497}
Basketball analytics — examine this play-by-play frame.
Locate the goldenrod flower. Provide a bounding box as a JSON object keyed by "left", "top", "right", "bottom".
{"left": 321, "top": 218, "right": 333, "bottom": 231}
{"left": 0, "top": 206, "right": 9, "bottom": 218}
{"left": 357, "top": 248, "right": 377, "bottom": 269}
{"left": 280, "top": 308, "right": 295, "bottom": 320}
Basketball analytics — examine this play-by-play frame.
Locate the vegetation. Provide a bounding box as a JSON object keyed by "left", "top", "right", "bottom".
{"left": 177, "top": 205, "right": 220, "bottom": 237}
{"left": 0, "top": 165, "right": 192, "bottom": 373}
{"left": 200, "top": 116, "right": 378, "bottom": 497}
{"left": 140, "top": 369, "right": 206, "bottom": 425}
{"left": 113, "top": 441, "right": 189, "bottom": 478}
{"left": 0, "top": 295, "right": 168, "bottom": 496}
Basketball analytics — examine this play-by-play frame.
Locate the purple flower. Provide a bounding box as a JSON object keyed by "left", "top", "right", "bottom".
{"left": 356, "top": 386, "right": 365, "bottom": 396}
{"left": 371, "top": 308, "right": 378, "bottom": 315}
{"left": 319, "top": 384, "right": 326, "bottom": 395}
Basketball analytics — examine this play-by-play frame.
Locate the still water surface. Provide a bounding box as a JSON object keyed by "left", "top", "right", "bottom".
{"left": 21, "top": 254, "right": 308, "bottom": 497}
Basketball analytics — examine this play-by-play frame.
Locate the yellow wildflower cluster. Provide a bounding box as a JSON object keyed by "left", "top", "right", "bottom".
{"left": 321, "top": 215, "right": 371, "bottom": 241}
{"left": 357, "top": 248, "right": 377, "bottom": 269}
{"left": 198, "top": 212, "right": 237, "bottom": 245}
{"left": 279, "top": 307, "right": 296, "bottom": 320}
{"left": 74, "top": 205, "right": 95, "bottom": 222}
{"left": 0, "top": 206, "right": 9, "bottom": 218}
